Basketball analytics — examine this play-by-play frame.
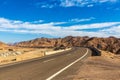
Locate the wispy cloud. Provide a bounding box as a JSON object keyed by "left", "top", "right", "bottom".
{"left": 32, "top": 20, "right": 44, "bottom": 23}
{"left": 0, "top": 17, "right": 120, "bottom": 38}
{"left": 69, "top": 17, "right": 95, "bottom": 22}
{"left": 34, "top": 0, "right": 118, "bottom": 8}
{"left": 87, "top": 4, "right": 94, "bottom": 7}
{"left": 60, "top": 0, "right": 118, "bottom": 7}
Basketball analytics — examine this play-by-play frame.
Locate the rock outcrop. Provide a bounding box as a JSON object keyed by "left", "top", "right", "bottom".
{"left": 0, "top": 41, "right": 8, "bottom": 50}
{"left": 0, "top": 41, "right": 7, "bottom": 46}
{"left": 16, "top": 36, "right": 120, "bottom": 54}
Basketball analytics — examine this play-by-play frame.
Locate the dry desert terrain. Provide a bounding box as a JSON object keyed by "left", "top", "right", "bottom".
{"left": 73, "top": 51, "right": 120, "bottom": 80}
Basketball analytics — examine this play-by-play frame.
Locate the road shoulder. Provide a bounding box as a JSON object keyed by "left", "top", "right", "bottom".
{"left": 73, "top": 51, "right": 120, "bottom": 80}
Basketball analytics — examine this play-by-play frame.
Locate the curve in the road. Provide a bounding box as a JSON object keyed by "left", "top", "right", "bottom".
{"left": 46, "top": 48, "right": 89, "bottom": 80}
{"left": 0, "top": 47, "right": 91, "bottom": 80}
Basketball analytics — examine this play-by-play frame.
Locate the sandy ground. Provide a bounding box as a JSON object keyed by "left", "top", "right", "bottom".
{"left": 0, "top": 48, "right": 52, "bottom": 65}
{"left": 73, "top": 51, "right": 120, "bottom": 80}
{"left": 0, "top": 47, "right": 70, "bottom": 65}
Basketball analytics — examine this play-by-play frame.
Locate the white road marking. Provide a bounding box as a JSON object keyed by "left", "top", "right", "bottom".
{"left": 43, "top": 59, "right": 55, "bottom": 63}
{"left": 46, "top": 49, "right": 89, "bottom": 80}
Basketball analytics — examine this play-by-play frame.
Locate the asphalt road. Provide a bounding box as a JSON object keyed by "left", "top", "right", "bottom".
{"left": 0, "top": 47, "right": 91, "bottom": 80}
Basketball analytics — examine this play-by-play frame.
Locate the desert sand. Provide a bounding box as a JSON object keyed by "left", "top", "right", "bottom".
{"left": 0, "top": 47, "right": 71, "bottom": 65}
{"left": 73, "top": 51, "right": 120, "bottom": 80}
{"left": 0, "top": 47, "right": 52, "bottom": 65}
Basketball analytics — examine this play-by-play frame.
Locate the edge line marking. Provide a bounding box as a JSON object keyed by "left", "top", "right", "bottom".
{"left": 46, "top": 48, "right": 89, "bottom": 80}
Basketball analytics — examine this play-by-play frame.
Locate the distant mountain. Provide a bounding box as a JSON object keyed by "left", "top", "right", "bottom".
{"left": 16, "top": 36, "right": 120, "bottom": 54}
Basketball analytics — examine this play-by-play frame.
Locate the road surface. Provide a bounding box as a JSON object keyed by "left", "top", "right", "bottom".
{"left": 0, "top": 47, "right": 91, "bottom": 80}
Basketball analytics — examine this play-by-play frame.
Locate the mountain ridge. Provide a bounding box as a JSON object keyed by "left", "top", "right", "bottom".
{"left": 15, "top": 36, "right": 120, "bottom": 54}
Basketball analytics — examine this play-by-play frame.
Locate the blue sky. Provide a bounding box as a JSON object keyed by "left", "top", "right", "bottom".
{"left": 0, "top": 0, "right": 120, "bottom": 43}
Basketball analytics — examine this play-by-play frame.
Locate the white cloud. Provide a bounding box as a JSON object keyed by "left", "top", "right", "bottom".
{"left": 70, "top": 17, "right": 95, "bottom": 22}
{"left": 87, "top": 4, "right": 94, "bottom": 7}
{"left": 68, "top": 22, "right": 120, "bottom": 29}
{"left": 101, "top": 25, "right": 120, "bottom": 37}
{"left": 41, "top": 4, "right": 54, "bottom": 8}
{"left": 0, "top": 17, "right": 120, "bottom": 38}
{"left": 32, "top": 20, "right": 44, "bottom": 23}
{"left": 61, "top": 0, "right": 118, "bottom": 7}
{"left": 99, "top": 0, "right": 118, "bottom": 3}
{"left": 34, "top": 0, "right": 118, "bottom": 8}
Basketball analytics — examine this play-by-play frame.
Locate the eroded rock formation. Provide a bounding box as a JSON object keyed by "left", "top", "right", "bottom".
{"left": 16, "top": 36, "right": 120, "bottom": 54}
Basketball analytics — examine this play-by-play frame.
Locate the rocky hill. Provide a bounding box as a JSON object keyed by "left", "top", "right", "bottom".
{"left": 0, "top": 41, "right": 6, "bottom": 46}
{"left": 16, "top": 36, "right": 120, "bottom": 54}
{"left": 0, "top": 41, "right": 8, "bottom": 49}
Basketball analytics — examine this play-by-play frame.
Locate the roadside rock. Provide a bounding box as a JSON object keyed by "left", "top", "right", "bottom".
{"left": 0, "top": 51, "right": 23, "bottom": 57}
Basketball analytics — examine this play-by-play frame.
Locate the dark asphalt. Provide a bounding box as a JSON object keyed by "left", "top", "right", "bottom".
{"left": 0, "top": 47, "right": 91, "bottom": 80}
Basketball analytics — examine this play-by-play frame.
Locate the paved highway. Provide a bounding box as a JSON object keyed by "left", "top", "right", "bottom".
{"left": 0, "top": 47, "right": 91, "bottom": 80}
